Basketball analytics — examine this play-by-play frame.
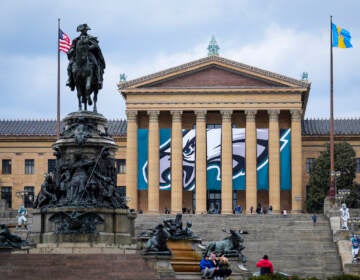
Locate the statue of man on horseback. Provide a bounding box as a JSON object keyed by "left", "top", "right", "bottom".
{"left": 66, "top": 24, "right": 105, "bottom": 112}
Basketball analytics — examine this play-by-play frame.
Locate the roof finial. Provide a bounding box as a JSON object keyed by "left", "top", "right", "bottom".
{"left": 301, "top": 72, "right": 308, "bottom": 81}
{"left": 119, "top": 73, "right": 127, "bottom": 83}
{"left": 207, "top": 35, "right": 219, "bottom": 56}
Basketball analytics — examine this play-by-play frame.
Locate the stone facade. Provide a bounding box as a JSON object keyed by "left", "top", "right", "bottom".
{"left": 1, "top": 56, "right": 360, "bottom": 213}
{"left": 120, "top": 56, "right": 309, "bottom": 213}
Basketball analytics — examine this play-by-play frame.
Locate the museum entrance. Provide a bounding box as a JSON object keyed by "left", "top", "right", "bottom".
{"left": 207, "top": 190, "right": 221, "bottom": 214}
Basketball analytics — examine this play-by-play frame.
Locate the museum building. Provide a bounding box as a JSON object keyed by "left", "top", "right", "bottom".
{"left": 1, "top": 54, "right": 360, "bottom": 214}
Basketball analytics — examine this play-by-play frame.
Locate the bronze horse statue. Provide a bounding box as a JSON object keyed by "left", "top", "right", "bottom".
{"left": 72, "top": 35, "right": 99, "bottom": 112}
{"left": 202, "top": 229, "right": 248, "bottom": 262}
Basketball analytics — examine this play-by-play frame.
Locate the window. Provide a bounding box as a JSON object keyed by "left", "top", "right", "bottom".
{"left": 25, "top": 159, "right": 35, "bottom": 174}
{"left": 48, "top": 159, "right": 56, "bottom": 173}
{"left": 356, "top": 158, "right": 360, "bottom": 173}
{"left": 116, "top": 186, "right": 126, "bottom": 199}
{"left": 306, "top": 158, "right": 315, "bottom": 173}
{"left": 24, "top": 186, "right": 34, "bottom": 208}
{"left": 1, "top": 187, "right": 12, "bottom": 208}
{"left": 116, "top": 159, "right": 126, "bottom": 174}
{"left": 2, "top": 160, "right": 11, "bottom": 174}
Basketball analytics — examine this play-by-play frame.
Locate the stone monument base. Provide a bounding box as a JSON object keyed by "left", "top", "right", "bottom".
{"left": 31, "top": 207, "right": 136, "bottom": 245}
{"left": 143, "top": 255, "right": 176, "bottom": 279}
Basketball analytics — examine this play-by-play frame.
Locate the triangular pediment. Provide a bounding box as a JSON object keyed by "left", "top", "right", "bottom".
{"left": 143, "top": 65, "right": 283, "bottom": 88}
{"left": 119, "top": 56, "right": 310, "bottom": 91}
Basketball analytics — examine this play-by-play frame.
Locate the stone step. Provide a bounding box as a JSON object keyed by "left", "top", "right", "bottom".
{"left": 175, "top": 271, "right": 251, "bottom": 280}
{"left": 0, "top": 254, "right": 163, "bottom": 280}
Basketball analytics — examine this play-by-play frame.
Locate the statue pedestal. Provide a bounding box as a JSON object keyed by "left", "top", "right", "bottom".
{"left": 31, "top": 207, "right": 136, "bottom": 245}
{"left": 143, "top": 255, "right": 176, "bottom": 279}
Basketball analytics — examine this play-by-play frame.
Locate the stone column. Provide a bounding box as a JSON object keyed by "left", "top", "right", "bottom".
{"left": 221, "top": 110, "right": 233, "bottom": 214}
{"left": 170, "top": 110, "right": 183, "bottom": 214}
{"left": 126, "top": 110, "right": 138, "bottom": 210}
{"left": 291, "top": 109, "right": 303, "bottom": 212}
{"left": 147, "top": 110, "right": 160, "bottom": 213}
{"left": 245, "top": 110, "right": 257, "bottom": 213}
{"left": 195, "top": 110, "right": 207, "bottom": 214}
{"left": 268, "top": 110, "right": 280, "bottom": 212}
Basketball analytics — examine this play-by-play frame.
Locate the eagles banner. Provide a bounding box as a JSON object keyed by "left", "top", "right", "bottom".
{"left": 280, "top": 128, "right": 291, "bottom": 190}
{"left": 137, "top": 128, "right": 291, "bottom": 191}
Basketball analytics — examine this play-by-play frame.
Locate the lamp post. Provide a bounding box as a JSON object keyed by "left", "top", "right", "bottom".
{"left": 16, "top": 190, "right": 34, "bottom": 207}
{"left": 336, "top": 188, "right": 351, "bottom": 206}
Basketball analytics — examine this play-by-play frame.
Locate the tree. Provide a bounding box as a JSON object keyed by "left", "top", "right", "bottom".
{"left": 306, "top": 142, "right": 356, "bottom": 213}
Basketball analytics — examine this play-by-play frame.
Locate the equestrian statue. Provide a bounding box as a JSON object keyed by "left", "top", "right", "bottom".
{"left": 67, "top": 24, "right": 105, "bottom": 112}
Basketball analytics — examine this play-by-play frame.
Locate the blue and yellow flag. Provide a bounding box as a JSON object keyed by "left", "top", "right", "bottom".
{"left": 332, "top": 23, "right": 352, "bottom": 48}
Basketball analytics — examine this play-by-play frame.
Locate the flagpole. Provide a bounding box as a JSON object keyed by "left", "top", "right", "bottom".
{"left": 57, "top": 18, "right": 61, "bottom": 139}
{"left": 329, "top": 15, "right": 335, "bottom": 198}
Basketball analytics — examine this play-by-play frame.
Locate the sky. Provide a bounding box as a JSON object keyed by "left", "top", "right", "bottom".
{"left": 1, "top": 0, "right": 359, "bottom": 121}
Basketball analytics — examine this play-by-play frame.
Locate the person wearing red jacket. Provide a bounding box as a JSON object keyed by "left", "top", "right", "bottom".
{"left": 256, "top": 255, "right": 274, "bottom": 275}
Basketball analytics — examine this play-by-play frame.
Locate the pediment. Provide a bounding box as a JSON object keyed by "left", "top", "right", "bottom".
{"left": 143, "top": 65, "right": 283, "bottom": 88}
{"left": 119, "top": 56, "right": 310, "bottom": 91}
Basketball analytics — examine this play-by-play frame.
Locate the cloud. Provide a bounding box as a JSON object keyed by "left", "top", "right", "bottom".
{"left": 1, "top": 1, "right": 360, "bottom": 120}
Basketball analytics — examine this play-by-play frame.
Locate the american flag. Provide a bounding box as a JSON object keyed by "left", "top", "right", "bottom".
{"left": 59, "top": 29, "right": 71, "bottom": 53}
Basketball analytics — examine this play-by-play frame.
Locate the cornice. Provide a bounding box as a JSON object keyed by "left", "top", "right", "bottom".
{"left": 127, "top": 101, "right": 300, "bottom": 107}
{"left": 122, "top": 87, "right": 307, "bottom": 94}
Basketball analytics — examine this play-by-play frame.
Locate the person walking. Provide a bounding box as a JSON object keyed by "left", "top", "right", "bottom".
{"left": 256, "top": 255, "right": 274, "bottom": 275}
{"left": 351, "top": 234, "right": 360, "bottom": 263}
{"left": 312, "top": 214, "right": 317, "bottom": 225}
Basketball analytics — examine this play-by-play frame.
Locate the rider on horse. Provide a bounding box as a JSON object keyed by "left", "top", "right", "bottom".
{"left": 66, "top": 23, "right": 105, "bottom": 92}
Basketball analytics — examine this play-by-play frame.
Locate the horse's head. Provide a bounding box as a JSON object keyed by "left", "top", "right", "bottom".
{"left": 224, "top": 229, "right": 244, "bottom": 246}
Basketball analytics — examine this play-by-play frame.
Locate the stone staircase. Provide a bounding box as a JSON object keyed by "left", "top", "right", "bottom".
{"left": 0, "top": 213, "right": 342, "bottom": 279}
{"left": 135, "top": 214, "right": 343, "bottom": 279}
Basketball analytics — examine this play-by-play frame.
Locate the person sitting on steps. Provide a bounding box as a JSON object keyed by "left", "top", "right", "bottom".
{"left": 256, "top": 254, "right": 274, "bottom": 275}
{"left": 200, "top": 254, "right": 215, "bottom": 279}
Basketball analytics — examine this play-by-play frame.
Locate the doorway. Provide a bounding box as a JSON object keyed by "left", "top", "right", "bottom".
{"left": 207, "top": 190, "right": 221, "bottom": 214}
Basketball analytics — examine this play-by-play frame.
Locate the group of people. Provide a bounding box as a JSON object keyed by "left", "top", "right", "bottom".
{"left": 200, "top": 253, "right": 274, "bottom": 279}
{"left": 199, "top": 252, "right": 232, "bottom": 280}
{"left": 249, "top": 203, "right": 273, "bottom": 215}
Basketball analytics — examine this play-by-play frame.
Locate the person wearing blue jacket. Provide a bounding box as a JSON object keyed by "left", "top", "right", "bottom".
{"left": 200, "top": 254, "right": 215, "bottom": 279}
{"left": 351, "top": 234, "right": 360, "bottom": 263}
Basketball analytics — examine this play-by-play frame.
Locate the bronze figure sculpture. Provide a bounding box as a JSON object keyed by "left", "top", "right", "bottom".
{"left": 67, "top": 23, "right": 106, "bottom": 112}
